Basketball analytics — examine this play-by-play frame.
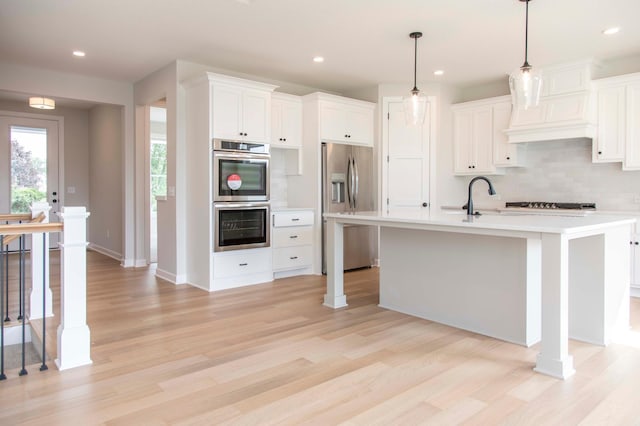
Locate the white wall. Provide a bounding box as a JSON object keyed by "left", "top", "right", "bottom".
{"left": 88, "top": 105, "right": 123, "bottom": 257}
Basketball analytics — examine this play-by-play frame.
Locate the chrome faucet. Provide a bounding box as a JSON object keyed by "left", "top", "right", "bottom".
{"left": 466, "top": 176, "right": 496, "bottom": 216}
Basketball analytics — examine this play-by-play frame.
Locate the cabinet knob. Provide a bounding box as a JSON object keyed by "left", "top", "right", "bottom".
{"left": 422, "top": 202, "right": 428, "bottom": 207}
{"left": 636, "top": 242, "right": 639, "bottom": 246}
{"left": 506, "top": 156, "right": 510, "bottom": 160}
{"left": 283, "top": 138, "right": 287, "bottom": 141}
{"left": 468, "top": 166, "right": 472, "bottom": 169}
{"left": 598, "top": 151, "right": 602, "bottom": 155}
{"left": 472, "top": 165, "right": 476, "bottom": 169}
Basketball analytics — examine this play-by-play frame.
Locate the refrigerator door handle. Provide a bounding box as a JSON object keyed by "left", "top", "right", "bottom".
{"left": 346, "top": 155, "right": 352, "bottom": 209}
{"left": 353, "top": 156, "right": 359, "bottom": 209}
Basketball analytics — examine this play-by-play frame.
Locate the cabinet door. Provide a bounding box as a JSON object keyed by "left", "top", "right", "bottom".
{"left": 319, "top": 103, "right": 348, "bottom": 142}
{"left": 453, "top": 110, "right": 474, "bottom": 174}
{"left": 624, "top": 84, "right": 640, "bottom": 170}
{"left": 632, "top": 232, "right": 640, "bottom": 289}
{"left": 346, "top": 107, "right": 373, "bottom": 146}
{"left": 596, "top": 86, "right": 626, "bottom": 162}
{"left": 492, "top": 102, "right": 516, "bottom": 166}
{"left": 280, "top": 101, "right": 302, "bottom": 147}
{"left": 472, "top": 107, "right": 495, "bottom": 173}
{"left": 242, "top": 89, "right": 270, "bottom": 143}
{"left": 271, "top": 100, "right": 284, "bottom": 145}
{"left": 212, "top": 84, "right": 243, "bottom": 140}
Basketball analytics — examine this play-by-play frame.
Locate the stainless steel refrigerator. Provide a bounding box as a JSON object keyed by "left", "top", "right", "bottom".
{"left": 321, "top": 142, "right": 376, "bottom": 274}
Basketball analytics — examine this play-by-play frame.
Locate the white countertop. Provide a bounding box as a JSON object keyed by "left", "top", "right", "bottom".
{"left": 324, "top": 209, "right": 636, "bottom": 235}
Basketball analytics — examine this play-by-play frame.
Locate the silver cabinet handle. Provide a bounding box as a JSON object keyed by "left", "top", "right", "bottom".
{"left": 239, "top": 263, "right": 248, "bottom": 266}
{"left": 290, "top": 256, "right": 298, "bottom": 260}
{"left": 289, "top": 235, "right": 298, "bottom": 239}
{"left": 291, "top": 218, "right": 300, "bottom": 222}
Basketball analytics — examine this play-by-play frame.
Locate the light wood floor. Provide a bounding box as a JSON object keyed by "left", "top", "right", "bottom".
{"left": 1, "top": 251, "right": 640, "bottom": 425}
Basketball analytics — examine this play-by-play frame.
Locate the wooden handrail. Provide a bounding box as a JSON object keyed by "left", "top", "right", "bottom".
{"left": 0, "top": 213, "right": 32, "bottom": 222}
{"left": 0, "top": 213, "right": 59, "bottom": 245}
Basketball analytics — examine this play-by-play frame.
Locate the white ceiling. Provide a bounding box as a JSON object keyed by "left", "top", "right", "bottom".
{"left": 1, "top": 0, "right": 640, "bottom": 98}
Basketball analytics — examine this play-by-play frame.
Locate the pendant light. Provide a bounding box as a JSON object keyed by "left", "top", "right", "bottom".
{"left": 509, "top": 0, "right": 542, "bottom": 110}
{"left": 29, "top": 96, "right": 55, "bottom": 110}
{"left": 403, "top": 31, "right": 428, "bottom": 126}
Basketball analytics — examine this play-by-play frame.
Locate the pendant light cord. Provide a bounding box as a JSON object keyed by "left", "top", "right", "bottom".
{"left": 413, "top": 34, "right": 418, "bottom": 91}
{"left": 523, "top": 0, "right": 530, "bottom": 68}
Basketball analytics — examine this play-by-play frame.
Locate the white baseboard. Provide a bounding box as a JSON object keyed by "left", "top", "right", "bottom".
{"left": 155, "top": 268, "right": 177, "bottom": 284}
{"left": 274, "top": 267, "right": 312, "bottom": 279}
{"left": 134, "top": 259, "right": 147, "bottom": 267}
{"left": 88, "top": 243, "right": 122, "bottom": 262}
{"left": 631, "top": 287, "right": 640, "bottom": 298}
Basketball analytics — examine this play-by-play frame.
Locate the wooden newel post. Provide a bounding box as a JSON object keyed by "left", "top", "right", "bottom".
{"left": 56, "top": 206, "right": 92, "bottom": 371}
{"left": 29, "top": 201, "right": 53, "bottom": 319}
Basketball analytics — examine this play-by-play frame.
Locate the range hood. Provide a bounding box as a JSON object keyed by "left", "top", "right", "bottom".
{"left": 505, "top": 61, "right": 597, "bottom": 144}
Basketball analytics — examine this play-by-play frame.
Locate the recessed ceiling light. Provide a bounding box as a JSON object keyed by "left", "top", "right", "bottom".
{"left": 602, "top": 27, "right": 620, "bottom": 35}
{"left": 73, "top": 50, "right": 86, "bottom": 57}
{"left": 313, "top": 56, "right": 324, "bottom": 63}
{"left": 434, "top": 70, "right": 444, "bottom": 76}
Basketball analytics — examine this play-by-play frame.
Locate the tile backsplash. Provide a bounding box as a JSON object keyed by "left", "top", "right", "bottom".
{"left": 471, "top": 139, "right": 640, "bottom": 212}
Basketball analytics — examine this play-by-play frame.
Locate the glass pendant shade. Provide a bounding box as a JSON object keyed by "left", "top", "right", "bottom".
{"left": 29, "top": 96, "right": 55, "bottom": 110}
{"left": 509, "top": 64, "right": 542, "bottom": 110}
{"left": 403, "top": 89, "right": 428, "bottom": 125}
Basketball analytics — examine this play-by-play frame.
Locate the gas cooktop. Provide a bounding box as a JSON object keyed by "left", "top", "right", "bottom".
{"left": 505, "top": 202, "right": 596, "bottom": 210}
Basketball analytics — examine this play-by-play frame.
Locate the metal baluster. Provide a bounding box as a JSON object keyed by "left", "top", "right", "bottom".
{"left": 3, "top": 224, "right": 8, "bottom": 322}
{"left": 0, "top": 235, "right": 5, "bottom": 380}
{"left": 17, "top": 231, "right": 23, "bottom": 321}
{"left": 18, "top": 234, "right": 27, "bottom": 376}
{"left": 40, "top": 233, "right": 47, "bottom": 372}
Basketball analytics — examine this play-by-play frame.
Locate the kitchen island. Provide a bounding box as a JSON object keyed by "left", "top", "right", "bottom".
{"left": 323, "top": 210, "right": 635, "bottom": 379}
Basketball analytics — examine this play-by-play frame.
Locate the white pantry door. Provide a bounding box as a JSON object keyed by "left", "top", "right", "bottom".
{"left": 0, "top": 114, "right": 61, "bottom": 249}
{"left": 383, "top": 98, "right": 431, "bottom": 211}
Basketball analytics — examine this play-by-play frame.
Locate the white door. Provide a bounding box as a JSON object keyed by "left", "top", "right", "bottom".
{"left": 383, "top": 99, "right": 431, "bottom": 211}
{"left": 0, "top": 114, "right": 60, "bottom": 248}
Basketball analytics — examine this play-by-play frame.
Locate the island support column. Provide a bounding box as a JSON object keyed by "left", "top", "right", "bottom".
{"left": 535, "top": 233, "right": 575, "bottom": 379}
{"left": 324, "top": 218, "right": 347, "bottom": 308}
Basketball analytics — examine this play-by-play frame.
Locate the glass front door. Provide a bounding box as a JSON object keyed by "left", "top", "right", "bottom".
{"left": 0, "top": 115, "right": 60, "bottom": 249}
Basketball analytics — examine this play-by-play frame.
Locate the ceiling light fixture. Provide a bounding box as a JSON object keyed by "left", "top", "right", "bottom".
{"left": 73, "top": 50, "right": 86, "bottom": 57}
{"left": 602, "top": 27, "right": 620, "bottom": 35}
{"left": 313, "top": 56, "right": 324, "bottom": 63}
{"left": 403, "top": 31, "right": 428, "bottom": 126}
{"left": 29, "top": 96, "right": 55, "bottom": 110}
{"left": 509, "top": 0, "right": 542, "bottom": 110}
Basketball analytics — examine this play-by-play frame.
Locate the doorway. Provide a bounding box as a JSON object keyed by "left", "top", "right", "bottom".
{"left": 0, "top": 113, "right": 61, "bottom": 248}
{"left": 148, "top": 104, "right": 167, "bottom": 263}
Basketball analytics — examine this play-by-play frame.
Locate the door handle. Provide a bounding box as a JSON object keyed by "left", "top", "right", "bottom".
{"left": 353, "top": 156, "right": 359, "bottom": 209}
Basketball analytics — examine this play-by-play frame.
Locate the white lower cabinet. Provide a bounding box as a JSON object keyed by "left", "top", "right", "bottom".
{"left": 212, "top": 247, "right": 273, "bottom": 291}
{"left": 631, "top": 229, "right": 640, "bottom": 297}
{"left": 272, "top": 210, "right": 314, "bottom": 278}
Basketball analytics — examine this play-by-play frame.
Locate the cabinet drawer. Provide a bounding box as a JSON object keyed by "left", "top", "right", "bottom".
{"left": 273, "top": 210, "right": 314, "bottom": 227}
{"left": 213, "top": 249, "right": 272, "bottom": 278}
{"left": 273, "top": 246, "right": 312, "bottom": 270}
{"left": 273, "top": 227, "right": 313, "bottom": 247}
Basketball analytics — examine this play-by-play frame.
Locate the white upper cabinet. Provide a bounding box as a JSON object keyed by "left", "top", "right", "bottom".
{"left": 592, "top": 72, "right": 640, "bottom": 170}
{"left": 624, "top": 81, "right": 640, "bottom": 170}
{"left": 452, "top": 96, "right": 514, "bottom": 175}
{"left": 595, "top": 84, "right": 626, "bottom": 162}
{"left": 310, "top": 93, "right": 374, "bottom": 146}
{"left": 206, "top": 74, "right": 276, "bottom": 143}
{"left": 271, "top": 93, "right": 302, "bottom": 148}
{"left": 492, "top": 100, "right": 518, "bottom": 167}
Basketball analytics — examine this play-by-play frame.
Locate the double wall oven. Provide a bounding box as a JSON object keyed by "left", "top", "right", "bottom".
{"left": 212, "top": 139, "right": 270, "bottom": 252}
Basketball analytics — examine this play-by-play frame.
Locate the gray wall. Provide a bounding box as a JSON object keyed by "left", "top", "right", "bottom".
{"left": 88, "top": 104, "right": 123, "bottom": 256}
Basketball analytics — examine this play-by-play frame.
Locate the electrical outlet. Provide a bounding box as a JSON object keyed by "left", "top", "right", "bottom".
{"left": 634, "top": 194, "right": 640, "bottom": 204}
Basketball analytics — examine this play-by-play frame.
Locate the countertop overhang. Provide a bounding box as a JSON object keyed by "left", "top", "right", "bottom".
{"left": 324, "top": 210, "right": 636, "bottom": 236}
